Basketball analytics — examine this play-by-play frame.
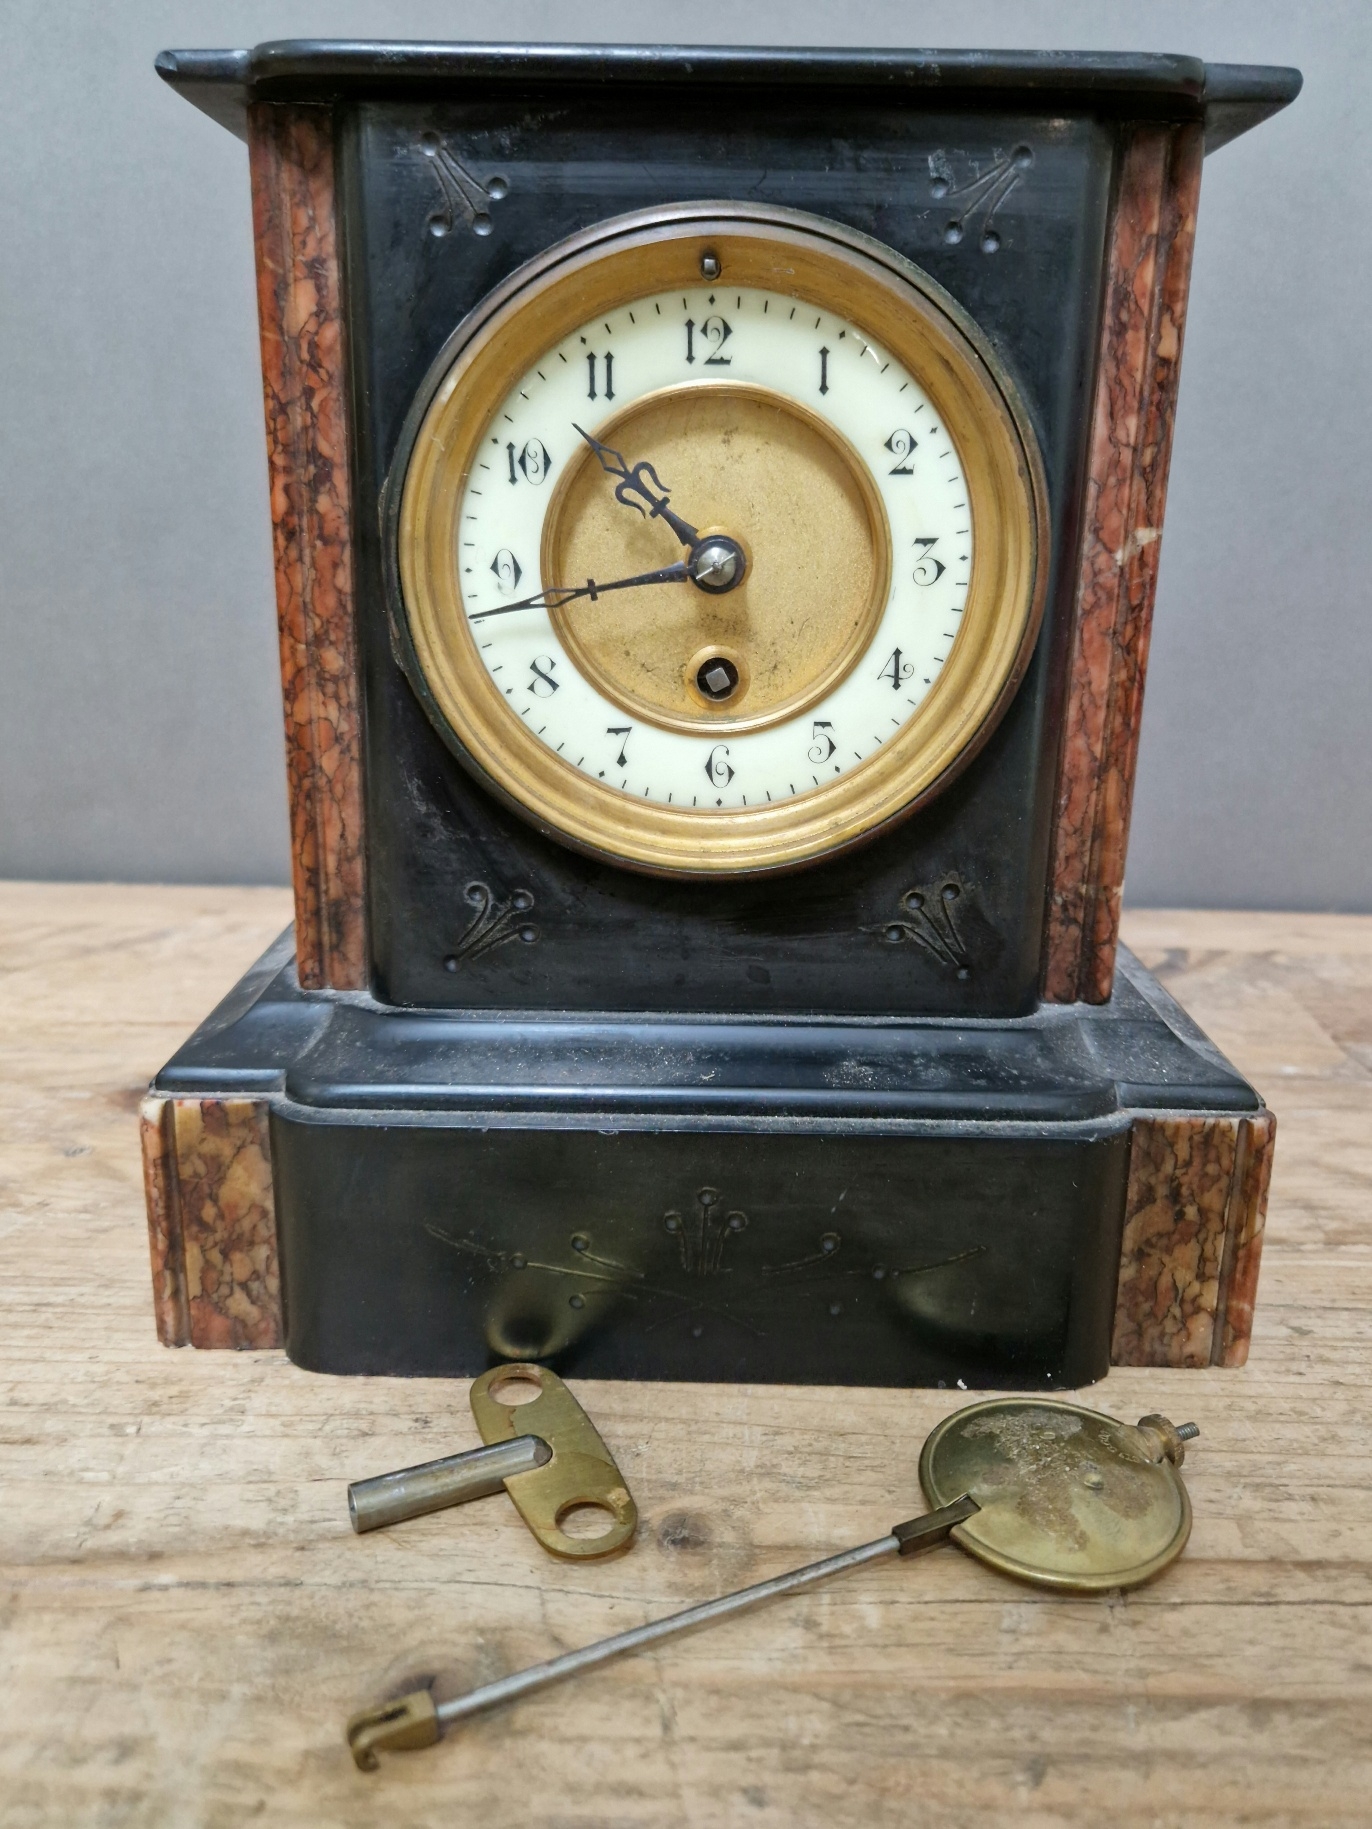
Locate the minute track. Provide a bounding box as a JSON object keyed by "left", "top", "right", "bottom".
{"left": 396, "top": 208, "right": 1043, "bottom": 873}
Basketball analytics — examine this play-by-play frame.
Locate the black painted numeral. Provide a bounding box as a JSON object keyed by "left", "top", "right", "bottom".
{"left": 912, "top": 537, "right": 947, "bottom": 586}
{"left": 879, "top": 648, "right": 915, "bottom": 690}
{"left": 884, "top": 429, "right": 917, "bottom": 475}
{"left": 528, "top": 656, "right": 559, "bottom": 696}
{"left": 684, "top": 318, "right": 695, "bottom": 364}
{"left": 701, "top": 315, "right": 732, "bottom": 365}
{"left": 586, "top": 353, "right": 615, "bottom": 402}
{"left": 490, "top": 549, "right": 522, "bottom": 594}
{"left": 507, "top": 439, "right": 552, "bottom": 485}
{"left": 818, "top": 346, "right": 830, "bottom": 395}
{"left": 607, "top": 725, "right": 631, "bottom": 769}
{"left": 705, "top": 743, "right": 735, "bottom": 788}
{"left": 807, "top": 720, "right": 837, "bottom": 763}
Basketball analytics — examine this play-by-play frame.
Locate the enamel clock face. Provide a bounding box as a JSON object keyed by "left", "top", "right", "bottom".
{"left": 396, "top": 206, "right": 1046, "bottom": 876}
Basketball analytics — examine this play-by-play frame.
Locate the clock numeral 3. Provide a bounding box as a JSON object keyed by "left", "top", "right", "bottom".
{"left": 884, "top": 428, "right": 918, "bottom": 475}
{"left": 912, "top": 537, "right": 947, "bottom": 586}
{"left": 507, "top": 438, "right": 552, "bottom": 485}
{"left": 528, "top": 656, "right": 560, "bottom": 696}
{"left": 705, "top": 744, "right": 735, "bottom": 788}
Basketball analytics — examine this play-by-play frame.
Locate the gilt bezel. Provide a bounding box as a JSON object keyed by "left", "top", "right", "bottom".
{"left": 388, "top": 202, "right": 1049, "bottom": 879}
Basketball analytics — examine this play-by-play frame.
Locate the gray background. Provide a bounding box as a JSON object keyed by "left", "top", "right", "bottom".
{"left": 1, "top": 1, "right": 1366, "bottom": 907}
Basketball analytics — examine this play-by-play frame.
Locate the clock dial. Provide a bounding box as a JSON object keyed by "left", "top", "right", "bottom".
{"left": 396, "top": 207, "right": 1046, "bottom": 875}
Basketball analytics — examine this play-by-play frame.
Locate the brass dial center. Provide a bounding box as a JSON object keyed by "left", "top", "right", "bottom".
{"left": 543, "top": 383, "right": 892, "bottom": 735}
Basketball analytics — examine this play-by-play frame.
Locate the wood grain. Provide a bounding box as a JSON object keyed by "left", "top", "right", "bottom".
{"left": 249, "top": 104, "right": 367, "bottom": 993}
{"left": 1044, "top": 124, "right": 1204, "bottom": 1004}
{"left": 1, "top": 885, "right": 1369, "bottom": 1825}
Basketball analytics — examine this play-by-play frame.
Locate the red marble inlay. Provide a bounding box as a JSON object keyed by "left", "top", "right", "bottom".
{"left": 1044, "top": 124, "right": 1204, "bottom": 1004}
{"left": 1112, "top": 1111, "right": 1273, "bottom": 1369}
{"left": 140, "top": 1096, "right": 189, "bottom": 1347}
{"left": 1216, "top": 1111, "right": 1276, "bottom": 1368}
{"left": 249, "top": 104, "right": 366, "bottom": 992}
{"left": 140, "top": 1097, "right": 281, "bottom": 1351}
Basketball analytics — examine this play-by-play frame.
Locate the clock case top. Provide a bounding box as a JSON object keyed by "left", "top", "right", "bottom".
{"left": 161, "top": 46, "right": 1298, "bottom": 1023}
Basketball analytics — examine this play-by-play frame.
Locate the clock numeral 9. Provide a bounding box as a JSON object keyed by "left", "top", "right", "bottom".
{"left": 808, "top": 720, "right": 837, "bottom": 763}
{"left": 528, "top": 656, "right": 560, "bottom": 696}
{"left": 490, "top": 549, "right": 523, "bottom": 594}
{"left": 507, "top": 438, "right": 552, "bottom": 486}
{"left": 912, "top": 537, "right": 947, "bottom": 586}
{"left": 705, "top": 743, "right": 735, "bottom": 788}
{"left": 884, "top": 428, "right": 917, "bottom": 475}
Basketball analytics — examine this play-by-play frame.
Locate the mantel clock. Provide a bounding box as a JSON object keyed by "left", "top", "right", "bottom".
{"left": 142, "top": 43, "right": 1299, "bottom": 1387}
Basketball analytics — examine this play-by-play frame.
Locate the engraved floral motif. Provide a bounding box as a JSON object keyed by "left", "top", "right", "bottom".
{"left": 419, "top": 132, "right": 509, "bottom": 238}
{"left": 444, "top": 882, "right": 538, "bottom": 969}
{"left": 663, "top": 1186, "right": 748, "bottom": 1276}
{"left": 866, "top": 874, "right": 973, "bottom": 977}
{"left": 928, "top": 144, "right": 1033, "bottom": 253}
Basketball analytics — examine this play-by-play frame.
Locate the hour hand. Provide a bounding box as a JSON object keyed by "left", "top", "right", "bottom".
{"left": 572, "top": 424, "right": 700, "bottom": 548}
{"left": 468, "top": 560, "right": 689, "bottom": 623}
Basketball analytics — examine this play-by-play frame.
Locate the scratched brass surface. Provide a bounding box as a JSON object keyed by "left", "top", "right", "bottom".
{"left": 920, "top": 1398, "right": 1191, "bottom": 1592}
{"left": 469, "top": 1363, "right": 638, "bottom": 1560}
{"left": 544, "top": 383, "right": 890, "bottom": 734}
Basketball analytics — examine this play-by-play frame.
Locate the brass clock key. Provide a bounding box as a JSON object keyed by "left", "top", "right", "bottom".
{"left": 346, "top": 1399, "right": 1198, "bottom": 1771}
{"left": 346, "top": 1363, "right": 637, "bottom": 1560}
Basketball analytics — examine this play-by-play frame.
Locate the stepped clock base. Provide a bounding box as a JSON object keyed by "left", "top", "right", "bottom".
{"left": 141, "top": 930, "right": 1272, "bottom": 1387}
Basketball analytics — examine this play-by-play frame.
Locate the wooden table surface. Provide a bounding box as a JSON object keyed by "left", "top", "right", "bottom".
{"left": 1, "top": 885, "right": 1368, "bottom": 1828}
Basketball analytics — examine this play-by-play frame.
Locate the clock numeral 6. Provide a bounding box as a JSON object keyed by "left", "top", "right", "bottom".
{"left": 884, "top": 428, "right": 918, "bottom": 475}
{"left": 912, "top": 536, "right": 947, "bottom": 586}
{"left": 808, "top": 720, "right": 837, "bottom": 763}
{"left": 705, "top": 743, "right": 735, "bottom": 788}
{"left": 528, "top": 656, "right": 560, "bottom": 696}
{"left": 507, "top": 438, "right": 552, "bottom": 485}
{"left": 490, "top": 549, "right": 523, "bottom": 594}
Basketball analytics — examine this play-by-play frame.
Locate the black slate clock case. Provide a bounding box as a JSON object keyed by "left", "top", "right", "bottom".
{"left": 151, "top": 46, "right": 1296, "bottom": 1388}
{"left": 353, "top": 92, "right": 1099, "bottom": 1016}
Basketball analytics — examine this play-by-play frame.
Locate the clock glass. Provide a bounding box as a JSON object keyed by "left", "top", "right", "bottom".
{"left": 396, "top": 207, "right": 1046, "bottom": 876}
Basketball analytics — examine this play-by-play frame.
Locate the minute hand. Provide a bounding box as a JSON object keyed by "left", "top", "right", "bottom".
{"left": 468, "top": 561, "right": 688, "bottom": 623}
{"left": 573, "top": 424, "right": 700, "bottom": 548}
